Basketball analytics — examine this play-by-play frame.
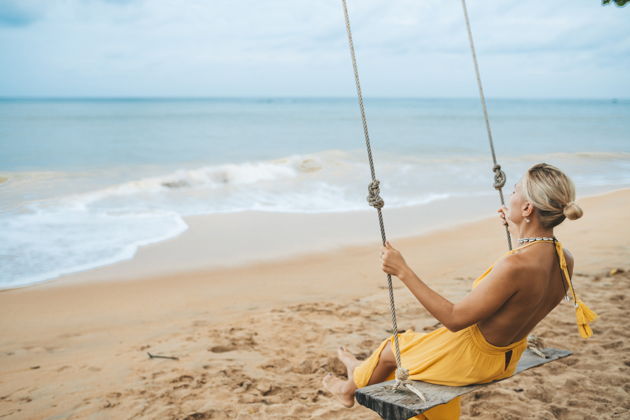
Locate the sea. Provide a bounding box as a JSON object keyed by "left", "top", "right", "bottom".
{"left": 1, "top": 97, "right": 629, "bottom": 289}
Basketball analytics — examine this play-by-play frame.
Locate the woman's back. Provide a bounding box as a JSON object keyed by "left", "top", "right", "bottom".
{"left": 477, "top": 242, "right": 574, "bottom": 347}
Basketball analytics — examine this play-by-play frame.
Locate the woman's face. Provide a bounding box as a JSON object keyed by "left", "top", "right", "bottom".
{"left": 507, "top": 178, "right": 529, "bottom": 224}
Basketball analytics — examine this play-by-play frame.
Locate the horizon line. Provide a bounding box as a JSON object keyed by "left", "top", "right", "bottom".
{"left": 0, "top": 95, "right": 628, "bottom": 101}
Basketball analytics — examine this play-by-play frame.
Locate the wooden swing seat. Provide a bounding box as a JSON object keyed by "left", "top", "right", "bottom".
{"left": 355, "top": 347, "right": 571, "bottom": 420}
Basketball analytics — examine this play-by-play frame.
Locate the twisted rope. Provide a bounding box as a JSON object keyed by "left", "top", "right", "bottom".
{"left": 461, "top": 0, "right": 512, "bottom": 251}
{"left": 340, "top": 0, "right": 416, "bottom": 394}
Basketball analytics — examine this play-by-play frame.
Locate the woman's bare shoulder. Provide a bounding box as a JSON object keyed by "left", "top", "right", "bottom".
{"left": 493, "top": 251, "right": 542, "bottom": 280}
{"left": 495, "top": 249, "right": 553, "bottom": 285}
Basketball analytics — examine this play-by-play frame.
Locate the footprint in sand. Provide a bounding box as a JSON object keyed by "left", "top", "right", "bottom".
{"left": 181, "top": 410, "right": 217, "bottom": 420}
{"left": 319, "top": 356, "right": 346, "bottom": 376}
{"left": 524, "top": 384, "right": 553, "bottom": 403}
{"left": 550, "top": 405, "right": 569, "bottom": 419}
{"left": 259, "top": 358, "right": 291, "bottom": 373}
{"left": 171, "top": 375, "right": 194, "bottom": 383}
{"left": 601, "top": 340, "right": 623, "bottom": 350}
{"left": 291, "top": 359, "right": 317, "bottom": 374}
{"left": 359, "top": 339, "right": 375, "bottom": 348}
{"left": 103, "top": 400, "right": 118, "bottom": 409}
{"left": 209, "top": 345, "right": 236, "bottom": 353}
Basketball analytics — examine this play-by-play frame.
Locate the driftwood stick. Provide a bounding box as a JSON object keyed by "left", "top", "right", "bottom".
{"left": 147, "top": 352, "right": 179, "bottom": 360}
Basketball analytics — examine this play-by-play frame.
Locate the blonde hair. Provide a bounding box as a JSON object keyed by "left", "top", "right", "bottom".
{"left": 520, "top": 163, "right": 583, "bottom": 229}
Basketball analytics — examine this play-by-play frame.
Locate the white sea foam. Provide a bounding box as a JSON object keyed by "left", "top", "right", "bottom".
{"left": 0, "top": 208, "right": 188, "bottom": 289}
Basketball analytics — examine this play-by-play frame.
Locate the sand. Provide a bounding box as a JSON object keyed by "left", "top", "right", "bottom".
{"left": 0, "top": 188, "right": 629, "bottom": 419}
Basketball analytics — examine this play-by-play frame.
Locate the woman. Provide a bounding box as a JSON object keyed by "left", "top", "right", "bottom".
{"left": 321, "top": 163, "right": 597, "bottom": 420}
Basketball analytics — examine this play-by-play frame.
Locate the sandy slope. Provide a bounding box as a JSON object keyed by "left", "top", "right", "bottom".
{"left": 1, "top": 188, "right": 628, "bottom": 419}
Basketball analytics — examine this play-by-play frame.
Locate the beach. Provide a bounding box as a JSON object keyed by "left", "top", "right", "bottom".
{"left": 2, "top": 1, "right": 629, "bottom": 418}
{"left": 1, "top": 187, "right": 628, "bottom": 419}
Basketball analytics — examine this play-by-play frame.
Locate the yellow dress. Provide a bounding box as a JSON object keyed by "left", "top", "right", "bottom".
{"left": 352, "top": 239, "right": 597, "bottom": 420}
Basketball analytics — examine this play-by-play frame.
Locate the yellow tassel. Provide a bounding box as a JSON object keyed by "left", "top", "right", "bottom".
{"left": 575, "top": 299, "right": 598, "bottom": 339}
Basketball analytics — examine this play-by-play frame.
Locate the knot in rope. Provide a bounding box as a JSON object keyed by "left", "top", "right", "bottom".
{"left": 492, "top": 164, "right": 506, "bottom": 189}
{"left": 392, "top": 367, "right": 427, "bottom": 402}
{"left": 527, "top": 334, "right": 547, "bottom": 359}
{"left": 367, "top": 180, "right": 385, "bottom": 209}
{"left": 395, "top": 366, "right": 409, "bottom": 381}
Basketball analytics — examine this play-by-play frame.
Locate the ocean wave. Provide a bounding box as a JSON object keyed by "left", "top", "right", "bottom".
{"left": 2, "top": 149, "right": 629, "bottom": 289}
{"left": 67, "top": 154, "right": 325, "bottom": 209}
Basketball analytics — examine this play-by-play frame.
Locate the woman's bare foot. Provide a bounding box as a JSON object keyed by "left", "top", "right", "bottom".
{"left": 337, "top": 346, "right": 361, "bottom": 379}
{"left": 322, "top": 373, "right": 355, "bottom": 408}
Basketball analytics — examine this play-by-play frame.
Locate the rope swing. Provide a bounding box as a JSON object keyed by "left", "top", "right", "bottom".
{"left": 340, "top": 0, "right": 514, "bottom": 403}
{"left": 339, "top": 2, "right": 597, "bottom": 418}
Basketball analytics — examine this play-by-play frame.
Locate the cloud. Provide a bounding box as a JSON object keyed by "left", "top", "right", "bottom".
{"left": 0, "top": 0, "right": 628, "bottom": 98}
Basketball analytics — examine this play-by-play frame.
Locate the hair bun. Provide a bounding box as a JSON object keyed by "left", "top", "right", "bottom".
{"left": 563, "top": 201, "right": 583, "bottom": 220}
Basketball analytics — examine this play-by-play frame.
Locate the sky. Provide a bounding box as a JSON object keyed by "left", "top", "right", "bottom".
{"left": 0, "top": 0, "right": 629, "bottom": 99}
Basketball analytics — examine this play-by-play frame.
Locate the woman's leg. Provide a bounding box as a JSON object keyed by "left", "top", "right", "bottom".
{"left": 322, "top": 341, "right": 397, "bottom": 407}
{"left": 366, "top": 340, "right": 397, "bottom": 384}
